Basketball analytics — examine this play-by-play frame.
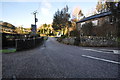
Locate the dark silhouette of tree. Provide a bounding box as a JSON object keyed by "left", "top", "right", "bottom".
{"left": 81, "top": 21, "right": 94, "bottom": 36}
{"left": 2, "top": 22, "right": 15, "bottom": 29}
{"left": 95, "top": 0, "right": 120, "bottom": 37}
{"left": 2, "top": 22, "right": 8, "bottom": 26}
{"left": 52, "top": 5, "right": 70, "bottom": 32}
{"left": 105, "top": 1, "right": 120, "bottom": 37}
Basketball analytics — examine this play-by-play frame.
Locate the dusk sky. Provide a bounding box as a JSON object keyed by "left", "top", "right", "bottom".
{"left": 1, "top": 0, "right": 98, "bottom": 28}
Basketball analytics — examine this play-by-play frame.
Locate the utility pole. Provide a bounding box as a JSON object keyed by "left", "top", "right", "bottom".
{"left": 33, "top": 11, "right": 38, "bottom": 28}
{"left": 31, "top": 11, "right": 38, "bottom": 35}
{"left": 31, "top": 11, "right": 38, "bottom": 47}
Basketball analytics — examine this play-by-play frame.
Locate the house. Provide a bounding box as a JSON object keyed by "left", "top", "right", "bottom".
{"left": 76, "top": 11, "right": 120, "bottom": 37}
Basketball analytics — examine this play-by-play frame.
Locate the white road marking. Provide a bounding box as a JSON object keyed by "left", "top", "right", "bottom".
{"left": 100, "top": 49, "right": 114, "bottom": 51}
{"left": 83, "top": 49, "right": 120, "bottom": 54}
{"left": 82, "top": 55, "right": 120, "bottom": 65}
{"left": 113, "top": 50, "right": 119, "bottom": 54}
{"left": 100, "top": 49, "right": 120, "bottom": 54}
{"left": 83, "top": 49, "right": 111, "bottom": 53}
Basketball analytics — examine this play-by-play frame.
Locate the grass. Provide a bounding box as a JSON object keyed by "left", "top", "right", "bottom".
{"left": 0, "top": 48, "right": 16, "bottom": 53}
{"left": 117, "top": 37, "right": 120, "bottom": 42}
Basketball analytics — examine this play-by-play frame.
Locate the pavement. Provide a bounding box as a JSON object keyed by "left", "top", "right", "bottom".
{"left": 2, "top": 37, "right": 120, "bottom": 78}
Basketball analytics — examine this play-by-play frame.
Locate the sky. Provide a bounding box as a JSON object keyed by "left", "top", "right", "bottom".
{"left": 1, "top": 0, "right": 98, "bottom": 28}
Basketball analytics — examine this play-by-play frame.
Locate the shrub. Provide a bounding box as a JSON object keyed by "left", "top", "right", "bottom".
{"left": 57, "top": 35, "right": 68, "bottom": 42}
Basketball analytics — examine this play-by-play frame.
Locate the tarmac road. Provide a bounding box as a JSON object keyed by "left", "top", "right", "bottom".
{"left": 2, "top": 37, "right": 120, "bottom": 78}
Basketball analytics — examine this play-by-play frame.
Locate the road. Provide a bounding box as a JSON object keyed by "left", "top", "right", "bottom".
{"left": 2, "top": 37, "right": 120, "bottom": 78}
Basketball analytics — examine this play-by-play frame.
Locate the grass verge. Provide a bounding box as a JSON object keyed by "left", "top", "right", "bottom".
{"left": 0, "top": 48, "right": 16, "bottom": 53}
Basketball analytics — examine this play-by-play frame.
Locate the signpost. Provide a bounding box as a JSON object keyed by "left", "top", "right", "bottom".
{"left": 31, "top": 24, "right": 37, "bottom": 35}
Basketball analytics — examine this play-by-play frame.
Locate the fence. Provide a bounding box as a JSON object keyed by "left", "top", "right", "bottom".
{"left": 15, "top": 37, "right": 44, "bottom": 51}
{"left": 2, "top": 40, "right": 15, "bottom": 48}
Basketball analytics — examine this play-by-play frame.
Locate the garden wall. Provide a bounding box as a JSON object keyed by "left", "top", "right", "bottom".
{"left": 59, "top": 36, "right": 118, "bottom": 47}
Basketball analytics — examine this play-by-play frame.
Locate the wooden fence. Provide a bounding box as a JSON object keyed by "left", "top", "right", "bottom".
{"left": 15, "top": 37, "right": 44, "bottom": 51}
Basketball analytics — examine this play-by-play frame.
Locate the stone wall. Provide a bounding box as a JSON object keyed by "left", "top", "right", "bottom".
{"left": 59, "top": 36, "right": 118, "bottom": 47}
{"left": 80, "top": 36, "right": 117, "bottom": 47}
{"left": 61, "top": 37, "right": 75, "bottom": 45}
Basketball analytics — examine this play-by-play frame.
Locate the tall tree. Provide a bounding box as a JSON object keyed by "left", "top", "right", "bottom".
{"left": 2, "top": 22, "right": 8, "bottom": 26}
{"left": 96, "top": 0, "right": 107, "bottom": 13}
{"left": 96, "top": 0, "right": 120, "bottom": 37}
{"left": 105, "top": 1, "right": 120, "bottom": 37}
{"left": 43, "top": 23, "right": 47, "bottom": 34}
{"left": 96, "top": 0, "right": 120, "bottom": 13}
{"left": 52, "top": 5, "right": 70, "bottom": 32}
{"left": 72, "top": 6, "right": 83, "bottom": 22}
{"left": 81, "top": 22, "right": 94, "bottom": 36}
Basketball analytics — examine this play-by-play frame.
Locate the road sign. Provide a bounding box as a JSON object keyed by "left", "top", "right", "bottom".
{"left": 31, "top": 24, "right": 36, "bottom": 35}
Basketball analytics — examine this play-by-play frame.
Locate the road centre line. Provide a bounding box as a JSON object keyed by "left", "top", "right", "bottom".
{"left": 83, "top": 49, "right": 119, "bottom": 54}
{"left": 82, "top": 55, "right": 120, "bottom": 65}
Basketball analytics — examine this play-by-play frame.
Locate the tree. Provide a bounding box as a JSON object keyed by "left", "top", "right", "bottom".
{"left": 96, "top": 0, "right": 120, "bottom": 13}
{"left": 43, "top": 23, "right": 47, "bottom": 28}
{"left": 70, "top": 29, "right": 79, "bottom": 37}
{"left": 81, "top": 21, "right": 94, "bottom": 36}
{"left": 43, "top": 23, "right": 47, "bottom": 34}
{"left": 7, "top": 24, "right": 15, "bottom": 29}
{"left": 52, "top": 5, "right": 70, "bottom": 33}
{"left": 95, "top": 0, "right": 120, "bottom": 37}
{"left": 2, "top": 22, "right": 8, "bottom": 26}
{"left": 105, "top": 1, "right": 120, "bottom": 37}
{"left": 96, "top": 0, "right": 108, "bottom": 13}
{"left": 72, "top": 6, "right": 83, "bottom": 22}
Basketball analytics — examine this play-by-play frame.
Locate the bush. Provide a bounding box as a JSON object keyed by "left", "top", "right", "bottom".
{"left": 117, "top": 37, "right": 120, "bottom": 47}
{"left": 70, "top": 29, "right": 79, "bottom": 37}
{"left": 61, "top": 35, "right": 67, "bottom": 39}
{"left": 57, "top": 35, "right": 68, "bottom": 42}
{"left": 44, "top": 36, "right": 48, "bottom": 40}
{"left": 74, "top": 37, "right": 80, "bottom": 46}
{"left": 117, "top": 37, "right": 120, "bottom": 42}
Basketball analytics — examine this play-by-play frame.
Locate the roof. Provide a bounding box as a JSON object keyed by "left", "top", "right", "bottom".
{"left": 76, "top": 11, "right": 120, "bottom": 23}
